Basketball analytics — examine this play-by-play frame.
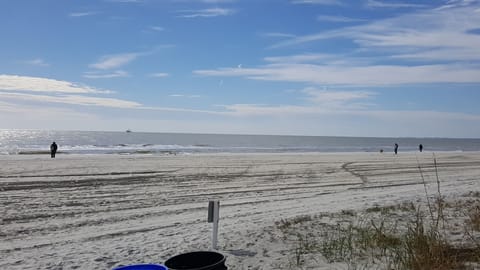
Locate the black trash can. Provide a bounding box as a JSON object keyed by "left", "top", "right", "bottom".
{"left": 164, "top": 251, "right": 227, "bottom": 270}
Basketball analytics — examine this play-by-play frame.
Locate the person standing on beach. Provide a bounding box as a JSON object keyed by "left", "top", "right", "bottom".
{"left": 419, "top": 144, "right": 423, "bottom": 152}
{"left": 394, "top": 143, "right": 398, "bottom": 155}
{"left": 50, "top": 142, "right": 58, "bottom": 158}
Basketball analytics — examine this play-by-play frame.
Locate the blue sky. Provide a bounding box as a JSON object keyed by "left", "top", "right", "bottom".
{"left": 1, "top": 0, "right": 480, "bottom": 137}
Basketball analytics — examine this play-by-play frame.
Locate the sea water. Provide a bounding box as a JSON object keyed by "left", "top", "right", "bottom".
{"left": 0, "top": 129, "right": 479, "bottom": 155}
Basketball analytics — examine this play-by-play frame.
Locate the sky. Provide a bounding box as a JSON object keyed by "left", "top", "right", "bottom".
{"left": 1, "top": 0, "right": 480, "bottom": 138}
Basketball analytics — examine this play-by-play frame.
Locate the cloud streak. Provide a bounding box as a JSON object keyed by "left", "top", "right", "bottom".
{"left": 176, "top": 8, "right": 235, "bottom": 18}
{"left": 24, "top": 58, "right": 50, "bottom": 67}
{"left": 149, "top": 72, "right": 170, "bottom": 78}
{"left": 317, "top": 15, "right": 365, "bottom": 22}
{"left": 264, "top": 53, "right": 336, "bottom": 63}
{"left": 83, "top": 70, "right": 129, "bottom": 79}
{"left": 217, "top": 89, "right": 375, "bottom": 116}
{"left": 262, "top": 32, "right": 297, "bottom": 39}
{"left": 169, "top": 94, "right": 201, "bottom": 98}
{"left": 105, "top": 0, "right": 144, "bottom": 3}
{"left": 0, "top": 75, "right": 142, "bottom": 109}
{"left": 365, "top": 0, "right": 427, "bottom": 9}
{"left": 199, "top": 0, "right": 235, "bottom": 3}
{"left": 149, "top": 26, "right": 165, "bottom": 32}
{"left": 196, "top": 4, "right": 480, "bottom": 86}
{"left": 436, "top": 0, "right": 479, "bottom": 10}
{"left": 291, "top": 0, "right": 343, "bottom": 5}
{"left": 69, "top": 11, "right": 97, "bottom": 17}
{"left": 195, "top": 63, "right": 480, "bottom": 85}
{"left": 0, "top": 92, "right": 141, "bottom": 108}
{"left": 273, "top": 5, "right": 480, "bottom": 63}
{"left": 89, "top": 53, "right": 140, "bottom": 70}
{"left": 302, "top": 88, "right": 374, "bottom": 108}
{"left": 0, "top": 75, "right": 112, "bottom": 94}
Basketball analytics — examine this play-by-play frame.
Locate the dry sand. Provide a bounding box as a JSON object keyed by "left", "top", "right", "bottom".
{"left": 1, "top": 152, "right": 479, "bottom": 269}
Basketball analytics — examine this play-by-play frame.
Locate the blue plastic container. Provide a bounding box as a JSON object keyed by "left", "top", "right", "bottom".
{"left": 113, "top": 264, "right": 167, "bottom": 270}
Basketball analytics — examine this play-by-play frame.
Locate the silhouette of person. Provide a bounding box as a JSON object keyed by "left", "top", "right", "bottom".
{"left": 394, "top": 143, "right": 398, "bottom": 155}
{"left": 419, "top": 144, "right": 423, "bottom": 152}
{"left": 50, "top": 142, "right": 58, "bottom": 158}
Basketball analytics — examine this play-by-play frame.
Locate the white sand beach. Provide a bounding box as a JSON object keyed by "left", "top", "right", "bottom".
{"left": 1, "top": 152, "right": 479, "bottom": 269}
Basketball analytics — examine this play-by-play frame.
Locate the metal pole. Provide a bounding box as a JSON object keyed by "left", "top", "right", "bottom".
{"left": 208, "top": 200, "right": 220, "bottom": 249}
{"left": 212, "top": 201, "right": 219, "bottom": 249}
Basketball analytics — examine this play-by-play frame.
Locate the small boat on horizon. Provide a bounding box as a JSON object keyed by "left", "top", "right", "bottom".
{"left": 126, "top": 129, "right": 132, "bottom": 133}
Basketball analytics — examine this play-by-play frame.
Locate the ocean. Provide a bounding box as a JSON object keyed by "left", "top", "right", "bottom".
{"left": 0, "top": 129, "right": 479, "bottom": 155}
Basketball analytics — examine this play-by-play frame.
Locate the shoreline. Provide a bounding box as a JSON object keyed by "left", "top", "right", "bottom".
{"left": 2, "top": 149, "right": 479, "bottom": 157}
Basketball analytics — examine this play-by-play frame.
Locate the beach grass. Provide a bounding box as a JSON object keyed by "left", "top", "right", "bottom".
{"left": 277, "top": 196, "right": 480, "bottom": 269}
{"left": 275, "top": 158, "right": 480, "bottom": 269}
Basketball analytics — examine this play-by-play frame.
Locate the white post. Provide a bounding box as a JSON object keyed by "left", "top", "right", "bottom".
{"left": 208, "top": 200, "right": 220, "bottom": 250}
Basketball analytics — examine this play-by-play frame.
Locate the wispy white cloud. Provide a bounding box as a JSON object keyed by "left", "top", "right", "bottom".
{"left": 0, "top": 102, "right": 102, "bottom": 128}
{"left": 264, "top": 53, "right": 371, "bottom": 66}
{"left": 89, "top": 53, "right": 140, "bottom": 70}
{"left": 264, "top": 53, "right": 335, "bottom": 63}
{"left": 177, "top": 8, "right": 235, "bottom": 18}
{"left": 436, "top": 0, "right": 479, "bottom": 10}
{"left": 88, "top": 46, "right": 171, "bottom": 71}
{"left": 265, "top": 52, "right": 375, "bottom": 66}
{"left": 2, "top": 97, "right": 478, "bottom": 137}
{"left": 69, "top": 11, "right": 97, "bottom": 17}
{"left": 218, "top": 100, "right": 480, "bottom": 135}
{"left": 275, "top": 4, "right": 480, "bottom": 52}
{"left": 195, "top": 63, "right": 480, "bottom": 85}
{"left": 150, "top": 26, "right": 165, "bottom": 32}
{"left": 263, "top": 4, "right": 480, "bottom": 76}
{"left": 390, "top": 48, "right": 480, "bottom": 61}
{"left": 262, "top": 32, "right": 297, "bottom": 39}
{"left": 169, "top": 94, "right": 201, "bottom": 98}
{"left": 0, "top": 75, "right": 211, "bottom": 113}
{"left": 220, "top": 103, "right": 317, "bottom": 116}
{"left": 352, "top": 8, "right": 480, "bottom": 62}
{"left": 0, "top": 75, "right": 142, "bottom": 109}
{"left": 302, "top": 88, "right": 374, "bottom": 108}
{"left": 0, "top": 75, "right": 111, "bottom": 94}
{"left": 0, "top": 92, "right": 140, "bottom": 108}
{"left": 199, "top": 0, "right": 235, "bottom": 2}
{"left": 142, "top": 26, "right": 166, "bottom": 34}
{"left": 291, "top": 0, "right": 343, "bottom": 5}
{"left": 317, "top": 15, "right": 365, "bottom": 23}
{"left": 149, "top": 72, "right": 170, "bottom": 78}
{"left": 219, "top": 103, "right": 366, "bottom": 117}
{"left": 87, "top": 51, "right": 158, "bottom": 80}
{"left": 215, "top": 89, "right": 375, "bottom": 116}
{"left": 0, "top": 74, "right": 144, "bottom": 110}
{"left": 172, "top": 0, "right": 235, "bottom": 3}
{"left": 366, "top": 0, "right": 427, "bottom": 9}
{"left": 83, "top": 70, "right": 129, "bottom": 79}
{"left": 105, "top": 0, "right": 144, "bottom": 3}
{"left": 24, "top": 58, "right": 50, "bottom": 67}
{"left": 0, "top": 100, "right": 27, "bottom": 114}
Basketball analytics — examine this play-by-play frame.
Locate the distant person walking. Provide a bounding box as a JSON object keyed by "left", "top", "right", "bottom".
{"left": 50, "top": 142, "right": 58, "bottom": 158}
{"left": 419, "top": 144, "right": 423, "bottom": 152}
{"left": 394, "top": 143, "right": 398, "bottom": 155}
